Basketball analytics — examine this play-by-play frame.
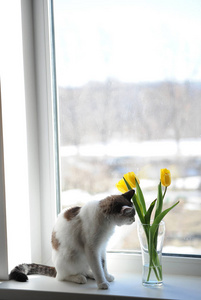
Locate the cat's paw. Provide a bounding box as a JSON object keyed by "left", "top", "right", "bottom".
{"left": 106, "top": 274, "right": 115, "bottom": 282}
{"left": 64, "top": 274, "right": 87, "bottom": 284}
{"left": 98, "top": 281, "right": 110, "bottom": 290}
{"left": 74, "top": 274, "right": 87, "bottom": 284}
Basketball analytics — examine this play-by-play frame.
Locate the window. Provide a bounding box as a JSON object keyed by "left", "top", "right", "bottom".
{"left": 53, "top": 0, "right": 201, "bottom": 255}
{"left": 0, "top": 0, "right": 201, "bottom": 286}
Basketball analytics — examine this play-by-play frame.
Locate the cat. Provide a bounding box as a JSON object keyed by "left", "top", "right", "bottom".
{"left": 9, "top": 189, "right": 135, "bottom": 289}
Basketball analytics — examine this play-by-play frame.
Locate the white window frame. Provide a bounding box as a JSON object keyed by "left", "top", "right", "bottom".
{"left": 0, "top": 0, "right": 201, "bottom": 285}
{"left": 0, "top": 84, "right": 8, "bottom": 280}
{"left": 0, "top": 0, "right": 58, "bottom": 275}
{"left": 29, "top": 0, "right": 60, "bottom": 265}
{"left": 21, "top": 0, "right": 60, "bottom": 265}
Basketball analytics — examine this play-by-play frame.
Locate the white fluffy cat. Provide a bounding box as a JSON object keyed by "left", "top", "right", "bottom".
{"left": 9, "top": 190, "right": 135, "bottom": 289}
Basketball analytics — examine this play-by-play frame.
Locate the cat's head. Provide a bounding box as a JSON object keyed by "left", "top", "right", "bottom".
{"left": 99, "top": 190, "right": 135, "bottom": 226}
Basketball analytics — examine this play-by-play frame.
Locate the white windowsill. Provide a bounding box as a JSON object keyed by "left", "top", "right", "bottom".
{"left": 0, "top": 271, "right": 200, "bottom": 300}
{"left": 1, "top": 253, "right": 201, "bottom": 300}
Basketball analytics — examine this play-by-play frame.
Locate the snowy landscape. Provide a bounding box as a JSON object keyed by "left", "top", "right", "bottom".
{"left": 60, "top": 138, "right": 201, "bottom": 255}
{"left": 54, "top": 0, "right": 201, "bottom": 256}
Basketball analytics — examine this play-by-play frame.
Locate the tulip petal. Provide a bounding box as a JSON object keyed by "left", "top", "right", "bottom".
{"left": 116, "top": 178, "right": 128, "bottom": 193}
{"left": 160, "top": 168, "right": 171, "bottom": 187}
{"left": 123, "top": 177, "right": 145, "bottom": 224}
{"left": 124, "top": 172, "right": 140, "bottom": 188}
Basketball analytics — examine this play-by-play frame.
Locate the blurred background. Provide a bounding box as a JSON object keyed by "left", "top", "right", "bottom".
{"left": 53, "top": 0, "right": 201, "bottom": 255}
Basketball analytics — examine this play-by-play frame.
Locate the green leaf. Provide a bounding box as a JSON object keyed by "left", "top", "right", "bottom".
{"left": 135, "top": 178, "right": 147, "bottom": 216}
{"left": 150, "top": 201, "right": 180, "bottom": 237}
{"left": 148, "top": 200, "right": 179, "bottom": 282}
{"left": 154, "top": 182, "right": 163, "bottom": 220}
{"left": 144, "top": 199, "right": 157, "bottom": 225}
{"left": 123, "top": 177, "right": 132, "bottom": 190}
{"left": 123, "top": 177, "right": 145, "bottom": 224}
{"left": 132, "top": 193, "right": 145, "bottom": 224}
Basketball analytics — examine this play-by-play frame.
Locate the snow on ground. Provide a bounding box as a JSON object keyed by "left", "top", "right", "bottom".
{"left": 60, "top": 138, "right": 201, "bottom": 158}
{"left": 60, "top": 138, "right": 201, "bottom": 254}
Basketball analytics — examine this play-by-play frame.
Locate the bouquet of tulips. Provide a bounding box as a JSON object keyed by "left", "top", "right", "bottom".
{"left": 116, "top": 169, "right": 179, "bottom": 283}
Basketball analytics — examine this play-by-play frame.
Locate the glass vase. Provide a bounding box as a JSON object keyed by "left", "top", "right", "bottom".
{"left": 137, "top": 221, "right": 165, "bottom": 287}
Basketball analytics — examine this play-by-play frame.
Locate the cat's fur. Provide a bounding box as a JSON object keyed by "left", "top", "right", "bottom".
{"left": 9, "top": 190, "right": 135, "bottom": 289}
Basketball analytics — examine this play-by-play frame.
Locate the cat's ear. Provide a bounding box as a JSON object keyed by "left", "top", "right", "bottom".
{"left": 122, "top": 189, "right": 135, "bottom": 201}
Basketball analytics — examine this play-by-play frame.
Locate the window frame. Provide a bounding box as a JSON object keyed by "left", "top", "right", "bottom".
{"left": 0, "top": 0, "right": 200, "bottom": 282}
{"left": 30, "top": 0, "right": 60, "bottom": 265}
{"left": 0, "top": 84, "right": 8, "bottom": 280}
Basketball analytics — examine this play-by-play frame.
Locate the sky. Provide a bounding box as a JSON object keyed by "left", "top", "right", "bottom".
{"left": 54, "top": 0, "right": 201, "bottom": 87}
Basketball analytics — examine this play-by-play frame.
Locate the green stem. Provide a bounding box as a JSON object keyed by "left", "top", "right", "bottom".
{"left": 163, "top": 186, "right": 167, "bottom": 200}
{"left": 147, "top": 265, "right": 152, "bottom": 281}
{"left": 147, "top": 255, "right": 162, "bottom": 282}
{"left": 152, "top": 250, "right": 162, "bottom": 280}
{"left": 147, "top": 242, "right": 161, "bottom": 282}
{"left": 145, "top": 225, "right": 162, "bottom": 282}
{"left": 147, "top": 262, "right": 160, "bottom": 282}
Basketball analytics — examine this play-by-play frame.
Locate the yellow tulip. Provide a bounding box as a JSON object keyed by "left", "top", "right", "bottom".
{"left": 160, "top": 168, "right": 171, "bottom": 187}
{"left": 124, "top": 171, "right": 140, "bottom": 188}
{"left": 116, "top": 171, "right": 140, "bottom": 193}
{"left": 115, "top": 178, "right": 128, "bottom": 193}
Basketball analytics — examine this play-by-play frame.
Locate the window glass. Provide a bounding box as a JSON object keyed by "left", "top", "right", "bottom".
{"left": 54, "top": 0, "right": 201, "bottom": 255}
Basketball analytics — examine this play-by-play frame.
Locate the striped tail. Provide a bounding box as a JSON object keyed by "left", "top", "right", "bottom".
{"left": 9, "top": 263, "right": 57, "bottom": 282}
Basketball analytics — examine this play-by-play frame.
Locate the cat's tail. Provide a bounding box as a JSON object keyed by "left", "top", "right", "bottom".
{"left": 9, "top": 263, "right": 57, "bottom": 282}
